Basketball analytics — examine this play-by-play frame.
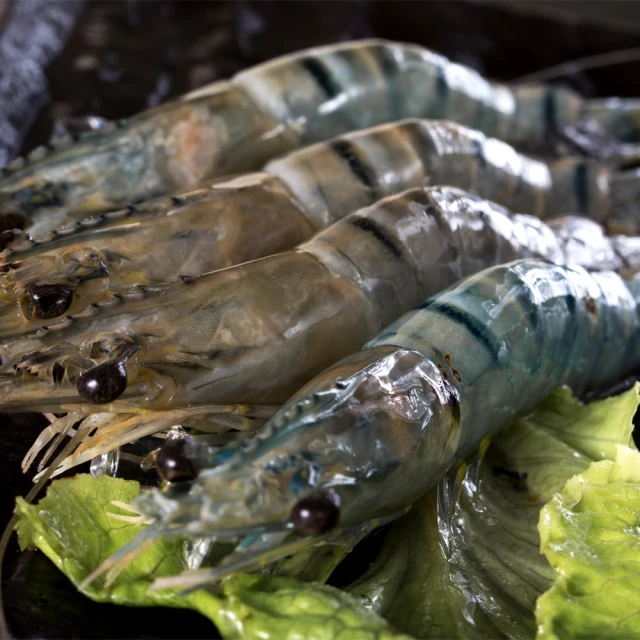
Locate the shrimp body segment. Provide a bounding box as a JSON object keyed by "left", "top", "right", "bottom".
{"left": 98, "top": 260, "right": 640, "bottom": 590}
{"left": 1, "top": 39, "right": 639, "bottom": 222}
{"left": 2, "top": 118, "right": 638, "bottom": 339}
{"left": 2, "top": 184, "right": 638, "bottom": 427}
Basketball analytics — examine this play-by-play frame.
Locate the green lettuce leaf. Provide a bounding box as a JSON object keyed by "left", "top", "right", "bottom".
{"left": 14, "top": 473, "right": 218, "bottom": 616}
{"left": 347, "top": 384, "right": 640, "bottom": 639}
{"left": 14, "top": 473, "right": 409, "bottom": 639}
{"left": 536, "top": 445, "right": 640, "bottom": 639}
{"left": 215, "top": 574, "right": 412, "bottom": 639}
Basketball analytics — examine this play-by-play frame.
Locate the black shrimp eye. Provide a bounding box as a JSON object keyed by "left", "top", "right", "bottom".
{"left": 290, "top": 491, "right": 340, "bottom": 535}
{"left": 156, "top": 438, "right": 199, "bottom": 483}
{"left": 22, "top": 283, "right": 74, "bottom": 320}
{"left": 76, "top": 361, "right": 128, "bottom": 404}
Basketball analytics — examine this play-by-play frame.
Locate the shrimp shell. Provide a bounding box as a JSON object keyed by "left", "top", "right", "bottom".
{"left": 1, "top": 39, "right": 639, "bottom": 225}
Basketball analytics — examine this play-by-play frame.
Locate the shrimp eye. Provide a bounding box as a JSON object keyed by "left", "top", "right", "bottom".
{"left": 77, "top": 361, "right": 127, "bottom": 404}
{"left": 156, "top": 438, "right": 198, "bottom": 483}
{"left": 22, "top": 283, "right": 74, "bottom": 320}
{"left": 290, "top": 491, "right": 340, "bottom": 535}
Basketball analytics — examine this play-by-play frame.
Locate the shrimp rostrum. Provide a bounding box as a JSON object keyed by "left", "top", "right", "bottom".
{"left": 2, "top": 38, "right": 640, "bottom": 229}
{"left": 2, "top": 117, "right": 640, "bottom": 341}
{"left": 84, "top": 260, "right": 640, "bottom": 590}
{"left": 12, "top": 186, "right": 640, "bottom": 478}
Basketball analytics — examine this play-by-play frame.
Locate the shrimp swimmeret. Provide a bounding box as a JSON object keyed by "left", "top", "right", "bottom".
{"left": 15, "top": 186, "right": 640, "bottom": 480}
{"left": 82, "top": 259, "right": 640, "bottom": 591}
{"left": 1, "top": 38, "right": 640, "bottom": 230}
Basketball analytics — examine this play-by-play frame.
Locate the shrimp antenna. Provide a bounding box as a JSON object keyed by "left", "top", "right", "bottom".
{"left": 514, "top": 46, "right": 640, "bottom": 84}
{"left": 0, "top": 420, "right": 90, "bottom": 638}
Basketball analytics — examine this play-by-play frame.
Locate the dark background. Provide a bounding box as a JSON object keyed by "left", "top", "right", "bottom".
{"left": 2, "top": 1, "right": 640, "bottom": 637}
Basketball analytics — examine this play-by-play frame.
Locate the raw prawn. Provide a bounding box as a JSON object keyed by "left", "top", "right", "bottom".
{"left": 13, "top": 186, "right": 640, "bottom": 478}
{"left": 2, "top": 117, "right": 640, "bottom": 339}
{"left": 2, "top": 39, "right": 640, "bottom": 229}
{"left": 83, "top": 259, "right": 640, "bottom": 590}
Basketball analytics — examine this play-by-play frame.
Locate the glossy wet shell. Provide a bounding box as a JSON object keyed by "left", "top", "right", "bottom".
{"left": 2, "top": 39, "right": 639, "bottom": 220}
{"left": 241, "top": 261, "right": 640, "bottom": 533}
{"left": 369, "top": 261, "right": 640, "bottom": 461}
{"left": 1, "top": 185, "right": 636, "bottom": 414}
{"left": 3, "top": 117, "right": 625, "bottom": 342}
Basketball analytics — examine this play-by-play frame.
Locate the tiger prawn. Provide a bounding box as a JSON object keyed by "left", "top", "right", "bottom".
{"left": 82, "top": 259, "right": 640, "bottom": 591}
{"left": 3, "top": 117, "right": 640, "bottom": 341}
{"left": 2, "top": 38, "right": 640, "bottom": 233}
{"left": 10, "top": 186, "right": 640, "bottom": 479}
